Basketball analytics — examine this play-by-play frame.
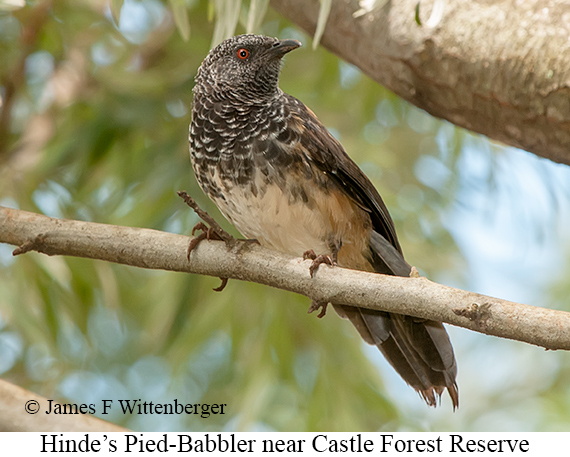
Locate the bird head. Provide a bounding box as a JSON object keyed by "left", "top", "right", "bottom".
{"left": 194, "top": 34, "right": 301, "bottom": 104}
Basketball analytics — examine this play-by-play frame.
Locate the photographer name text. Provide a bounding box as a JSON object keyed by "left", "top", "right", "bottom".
{"left": 43, "top": 399, "right": 226, "bottom": 418}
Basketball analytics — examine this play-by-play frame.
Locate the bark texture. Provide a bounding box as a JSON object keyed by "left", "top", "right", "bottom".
{"left": 271, "top": 0, "right": 570, "bottom": 165}
{"left": 2, "top": 205, "right": 569, "bottom": 351}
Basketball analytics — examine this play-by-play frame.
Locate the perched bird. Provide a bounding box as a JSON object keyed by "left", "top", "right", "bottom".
{"left": 189, "top": 34, "right": 458, "bottom": 408}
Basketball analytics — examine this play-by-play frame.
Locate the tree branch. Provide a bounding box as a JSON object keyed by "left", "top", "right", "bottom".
{"left": 270, "top": 0, "right": 570, "bottom": 166}
{"left": 0, "top": 379, "right": 126, "bottom": 432}
{"left": 1, "top": 205, "right": 569, "bottom": 350}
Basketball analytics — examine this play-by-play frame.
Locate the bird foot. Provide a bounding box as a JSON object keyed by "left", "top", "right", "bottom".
{"left": 179, "top": 192, "right": 234, "bottom": 292}
{"left": 177, "top": 191, "right": 233, "bottom": 245}
{"left": 307, "top": 300, "right": 328, "bottom": 318}
{"left": 303, "top": 249, "right": 335, "bottom": 278}
{"left": 212, "top": 277, "right": 229, "bottom": 292}
{"left": 187, "top": 222, "right": 224, "bottom": 258}
{"left": 187, "top": 222, "right": 229, "bottom": 292}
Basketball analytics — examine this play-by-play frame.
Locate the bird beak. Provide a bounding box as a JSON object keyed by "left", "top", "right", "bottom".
{"left": 269, "top": 39, "right": 302, "bottom": 58}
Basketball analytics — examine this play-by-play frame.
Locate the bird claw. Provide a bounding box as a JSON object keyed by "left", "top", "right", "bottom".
{"left": 308, "top": 300, "right": 328, "bottom": 318}
{"left": 303, "top": 249, "right": 335, "bottom": 278}
{"left": 187, "top": 222, "right": 224, "bottom": 259}
{"left": 303, "top": 249, "right": 317, "bottom": 261}
{"left": 178, "top": 191, "right": 233, "bottom": 243}
{"left": 187, "top": 222, "right": 229, "bottom": 292}
{"left": 213, "top": 277, "right": 228, "bottom": 292}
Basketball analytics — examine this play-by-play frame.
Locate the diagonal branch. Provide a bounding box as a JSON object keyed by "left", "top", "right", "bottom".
{"left": 270, "top": 0, "right": 570, "bottom": 166}
{"left": 1, "top": 205, "right": 569, "bottom": 350}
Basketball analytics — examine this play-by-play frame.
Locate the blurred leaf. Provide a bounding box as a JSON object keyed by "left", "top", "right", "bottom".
{"left": 109, "top": 0, "right": 123, "bottom": 24}
{"left": 245, "top": 0, "right": 269, "bottom": 34}
{"left": 415, "top": 0, "right": 446, "bottom": 28}
{"left": 353, "top": 0, "right": 389, "bottom": 18}
{"left": 207, "top": 0, "right": 215, "bottom": 22}
{"left": 170, "top": 0, "right": 191, "bottom": 41}
{"left": 425, "top": 0, "right": 445, "bottom": 28}
{"left": 1, "top": 0, "right": 568, "bottom": 433}
{"left": 0, "top": 0, "right": 24, "bottom": 11}
{"left": 415, "top": 2, "right": 422, "bottom": 26}
{"left": 211, "top": 0, "right": 242, "bottom": 47}
{"left": 313, "top": 0, "right": 331, "bottom": 50}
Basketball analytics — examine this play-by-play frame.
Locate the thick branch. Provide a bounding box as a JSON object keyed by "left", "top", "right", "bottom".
{"left": 271, "top": 0, "right": 570, "bottom": 166}
{"left": 1, "top": 205, "right": 569, "bottom": 350}
{"left": 0, "top": 379, "right": 126, "bottom": 432}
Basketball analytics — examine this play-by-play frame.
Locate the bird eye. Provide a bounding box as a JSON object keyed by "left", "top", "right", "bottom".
{"left": 237, "top": 48, "right": 249, "bottom": 60}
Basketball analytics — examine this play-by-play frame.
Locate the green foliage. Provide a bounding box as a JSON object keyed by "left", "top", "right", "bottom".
{"left": 1, "top": 0, "right": 569, "bottom": 432}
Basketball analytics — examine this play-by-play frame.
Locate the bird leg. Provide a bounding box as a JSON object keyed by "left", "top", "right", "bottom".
{"left": 186, "top": 222, "right": 228, "bottom": 292}
{"left": 187, "top": 222, "right": 224, "bottom": 258}
{"left": 307, "top": 300, "right": 328, "bottom": 318}
{"left": 212, "top": 277, "right": 229, "bottom": 292}
{"left": 302, "top": 241, "right": 339, "bottom": 317}
{"left": 178, "top": 190, "right": 233, "bottom": 256}
{"left": 302, "top": 244, "right": 338, "bottom": 279}
{"left": 177, "top": 191, "right": 234, "bottom": 244}
{"left": 178, "top": 191, "right": 232, "bottom": 292}
{"left": 302, "top": 250, "right": 334, "bottom": 278}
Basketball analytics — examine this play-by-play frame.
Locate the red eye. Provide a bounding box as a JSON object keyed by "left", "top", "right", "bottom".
{"left": 237, "top": 48, "right": 249, "bottom": 59}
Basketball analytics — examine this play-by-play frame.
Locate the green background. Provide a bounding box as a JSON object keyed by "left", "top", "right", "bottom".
{"left": 1, "top": 0, "right": 569, "bottom": 431}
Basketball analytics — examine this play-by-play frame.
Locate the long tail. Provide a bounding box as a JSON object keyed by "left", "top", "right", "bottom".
{"left": 334, "top": 231, "right": 459, "bottom": 408}
{"left": 334, "top": 305, "right": 458, "bottom": 408}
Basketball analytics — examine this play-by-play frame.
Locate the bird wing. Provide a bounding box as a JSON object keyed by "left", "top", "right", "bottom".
{"left": 284, "top": 94, "right": 403, "bottom": 255}
{"left": 283, "top": 95, "right": 458, "bottom": 408}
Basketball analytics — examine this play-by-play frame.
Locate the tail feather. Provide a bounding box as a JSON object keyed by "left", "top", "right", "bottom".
{"left": 335, "top": 304, "right": 458, "bottom": 409}
{"left": 332, "top": 229, "right": 459, "bottom": 409}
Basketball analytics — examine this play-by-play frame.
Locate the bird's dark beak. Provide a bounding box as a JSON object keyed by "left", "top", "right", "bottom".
{"left": 269, "top": 39, "right": 302, "bottom": 58}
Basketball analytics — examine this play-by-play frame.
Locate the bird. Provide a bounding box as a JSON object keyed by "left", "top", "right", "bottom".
{"left": 189, "top": 34, "right": 458, "bottom": 408}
